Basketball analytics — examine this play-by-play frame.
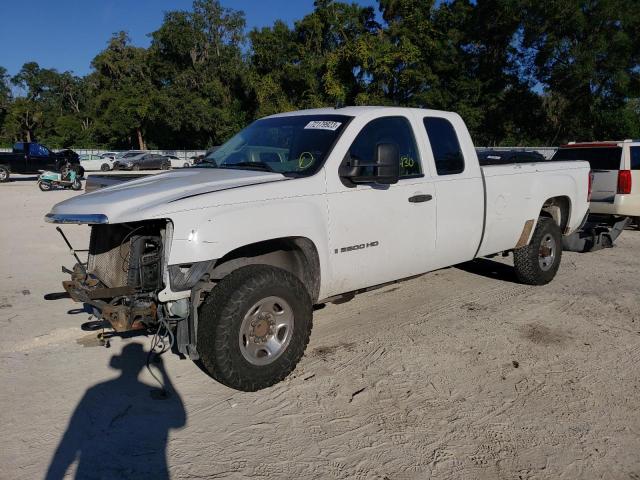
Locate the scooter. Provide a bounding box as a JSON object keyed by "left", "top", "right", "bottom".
{"left": 38, "top": 169, "right": 82, "bottom": 191}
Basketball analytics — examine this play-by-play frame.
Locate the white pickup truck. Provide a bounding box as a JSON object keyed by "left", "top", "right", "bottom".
{"left": 46, "top": 107, "right": 591, "bottom": 391}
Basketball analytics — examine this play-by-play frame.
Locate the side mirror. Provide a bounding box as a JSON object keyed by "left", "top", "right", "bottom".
{"left": 374, "top": 143, "right": 400, "bottom": 184}
{"left": 339, "top": 143, "right": 400, "bottom": 185}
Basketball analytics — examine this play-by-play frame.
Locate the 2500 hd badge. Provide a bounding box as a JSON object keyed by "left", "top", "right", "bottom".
{"left": 334, "top": 241, "right": 379, "bottom": 254}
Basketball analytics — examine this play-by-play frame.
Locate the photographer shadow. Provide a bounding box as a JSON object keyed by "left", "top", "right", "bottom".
{"left": 45, "top": 343, "right": 186, "bottom": 480}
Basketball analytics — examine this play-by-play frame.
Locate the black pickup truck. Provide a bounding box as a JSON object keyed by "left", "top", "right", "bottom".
{"left": 0, "top": 142, "right": 83, "bottom": 182}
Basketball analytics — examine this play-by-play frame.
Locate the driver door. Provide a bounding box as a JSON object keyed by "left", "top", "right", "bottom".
{"left": 27, "top": 143, "right": 53, "bottom": 172}
{"left": 325, "top": 115, "right": 437, "bottom": 297}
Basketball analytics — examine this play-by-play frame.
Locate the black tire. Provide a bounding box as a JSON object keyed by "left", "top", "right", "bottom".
{"left": 71, "top": 178, "right": 82, "bottom": 191}
{"left": 132, "top": 164, "right": 140, "bottom": 171}
{"left": 0, "top": 166, "right": 9, "bottom": 182}
{"left": 513, "top": 216, "right": 562, "bottom": 285}
{"left": 197, "top": 265, "right": 313, "bottom": 391}
{"left": 183, "top": 162, "right": 189, "bottom": 168}
{"left": 100, "top": 163, "right": 110, "bottom": 172}
{"left": 38, "top": 181, "right": 51, "bottom": 191}
{"left": 161, "top": 162, "right": 170, "bottom": 170}
{"left": 76, "top": 166, "right": 85, "bottom": 178}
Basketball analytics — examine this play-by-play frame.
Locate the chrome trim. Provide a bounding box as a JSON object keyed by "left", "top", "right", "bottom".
{"left": 45, "top": 213, "right": 109, "bottom": 224}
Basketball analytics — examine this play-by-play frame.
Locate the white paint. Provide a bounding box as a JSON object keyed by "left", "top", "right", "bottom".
{"left": 47, "top": 106, "right": 591, "bottom": 301}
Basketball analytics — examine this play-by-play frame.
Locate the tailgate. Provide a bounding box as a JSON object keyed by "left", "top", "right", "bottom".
{"left": 553, "top": 146, "right": 622, "bottom": 203}
{"left": 590, "top": 169, "right": 618, "bottom": 203}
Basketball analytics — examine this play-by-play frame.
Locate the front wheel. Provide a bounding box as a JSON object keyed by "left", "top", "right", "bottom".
{"left": 132, "top": 164, "right": 140, "bottom": 171}
{"left": 513, "top": 216, "right": 562, "bottom": 285}
{"left": 0, "top": 166, "right": 9, "bottom": 182}
{"left": 100, "top": 163, "right": 111, "bottom": 172}
{"left": 197, "top": 265, "right": 313, "bottom": 391}
{"left": 38, "top": 181, "right": 51, "bottom": 191}
{"left": 71, "top": 179, "right": 82, "bottom": 191}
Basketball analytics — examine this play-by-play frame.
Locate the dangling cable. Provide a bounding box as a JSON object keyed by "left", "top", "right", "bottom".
{"left": 146, "top": 308, "right": 174, "bottom": 397}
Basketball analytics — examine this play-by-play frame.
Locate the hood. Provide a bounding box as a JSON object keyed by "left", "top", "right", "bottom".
{"left": 46, "top": 168, "right": 287, "bottom": 224}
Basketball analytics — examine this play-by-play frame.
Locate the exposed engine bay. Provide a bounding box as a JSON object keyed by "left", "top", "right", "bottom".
{"left": 61, "top": 220, "right": 170, "bottom": 332}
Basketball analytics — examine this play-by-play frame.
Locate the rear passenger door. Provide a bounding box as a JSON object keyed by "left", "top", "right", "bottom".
{"left": 142, "top": 154, "right": 154, "bottom": 169}
{"left": 419, "top": 115, "right": 485, "bottom": 268}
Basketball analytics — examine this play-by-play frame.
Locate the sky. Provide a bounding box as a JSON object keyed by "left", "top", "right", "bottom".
{"left": 0, "top": 0, "right": 379, "bottom": 78}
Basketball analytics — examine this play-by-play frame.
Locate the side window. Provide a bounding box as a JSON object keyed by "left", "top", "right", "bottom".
{"left": 348, "top": 116, "right": 421, "bottom": 177}
{"left": 14, "top": 142, "right": 25, "bottom": 153}
{"left": 631, "top": 147, "right": 640, "bottom": 170}
{"left": 423, "top": 117, "right": 465, "bottom": 175}
{"left": 29, "top": 144, "right": 49, "bottom": 156}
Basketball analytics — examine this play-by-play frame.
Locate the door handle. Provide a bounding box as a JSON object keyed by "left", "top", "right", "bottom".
{"left": 408, "top": 194, "right": 433, "bottom": 203}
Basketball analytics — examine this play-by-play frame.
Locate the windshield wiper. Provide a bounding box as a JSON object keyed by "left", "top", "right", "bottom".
{"left": 221, "top": 162, "right": 274, "bottom": 173}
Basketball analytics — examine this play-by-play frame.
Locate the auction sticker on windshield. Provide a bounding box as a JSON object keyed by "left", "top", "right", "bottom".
{"left": 304, "top": 120, "right": 342, "bottom": 131}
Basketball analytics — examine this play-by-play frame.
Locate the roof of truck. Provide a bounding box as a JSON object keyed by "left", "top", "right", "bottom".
{"left": 265, "top": 106, "right": 455, "bottom": 118}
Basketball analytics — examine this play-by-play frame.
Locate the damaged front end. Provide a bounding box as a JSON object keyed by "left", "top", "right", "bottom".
{"left": 59, "top": 220, "right": 169, "bottom": 332}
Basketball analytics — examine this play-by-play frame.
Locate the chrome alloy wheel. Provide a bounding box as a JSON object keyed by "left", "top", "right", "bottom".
{"left": 239, "top": 296, "right": 294, "bottom": 366}
{"left": 538, "top": 233, "right": 556, "bottom": 271}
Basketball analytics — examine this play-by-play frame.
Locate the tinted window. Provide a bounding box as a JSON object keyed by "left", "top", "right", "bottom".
{"left": 631, "top": 147, "right": 640, "bottom": 170}
{"left": 29, "top": 143, "right": 50, "bottom": 156}
{"left": 14, "top": 142, "right": 25, "bottom": 153}
{"left": 423, "top": 117, "right": 464, "bottom": 175}
{"left": 552, "top": 147, "right": 622, "bottom": 170}
{"left": 348, "top": 116, "right": 421, "bottom": 177}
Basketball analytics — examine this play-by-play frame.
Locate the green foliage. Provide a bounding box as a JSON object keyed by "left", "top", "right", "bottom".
{"left": 0, "top": 0, "right": 638, "bottom": 148}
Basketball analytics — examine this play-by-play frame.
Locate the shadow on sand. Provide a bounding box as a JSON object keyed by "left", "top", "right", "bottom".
{"left": 45, "top": 343, "right": 186, "bottom": 480}
{"left": 455, "top": 257, "right": 519, "bottom": 283}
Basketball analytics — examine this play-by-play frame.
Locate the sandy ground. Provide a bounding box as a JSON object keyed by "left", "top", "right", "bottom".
{"left": 1, "top": 176, "right": 639, "bottom": 480}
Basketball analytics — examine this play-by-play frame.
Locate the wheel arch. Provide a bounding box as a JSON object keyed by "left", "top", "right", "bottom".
{"left": 540, "top": 195, "right": 572, "bottom": 234}
{"left": 207, "top": 236, "right": 321, "bottom": 303}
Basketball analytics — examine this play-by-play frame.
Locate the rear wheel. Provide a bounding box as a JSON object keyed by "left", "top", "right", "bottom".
{"left": 0, "top": 166, "right": 9, "bottom": 182}
{"left": 100, "top": 163, "right": 110, "bottom": 171}
{"left": 132, "top": 164, "right": 140, "bottom": 171}
{"left": 513, "top": 216, "right": 562, "bottom": 285}
{"left": 197, "top": 265, "right": 313, "bottom": 391}
{"left": 183, "top": 162, "right": 189, "bottom": 168}
{"left": 71, "top": 178, "right": 82, "bottom": 190}
{"left": 161, "top": 162, "right": 170, "bottom": 170}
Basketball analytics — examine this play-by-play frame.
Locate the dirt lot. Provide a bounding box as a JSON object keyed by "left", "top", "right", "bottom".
{"left": 1, "top": 177, "right": 639, "bottom": 479}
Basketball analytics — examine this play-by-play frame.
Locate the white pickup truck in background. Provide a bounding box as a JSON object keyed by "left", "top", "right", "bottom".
{"left": 46, "top": 107, "right": 591, "bottom": 391}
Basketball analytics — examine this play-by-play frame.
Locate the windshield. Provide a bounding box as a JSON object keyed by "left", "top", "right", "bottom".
{"left": 198, "top": 114, "right": 351, "bottom": 176}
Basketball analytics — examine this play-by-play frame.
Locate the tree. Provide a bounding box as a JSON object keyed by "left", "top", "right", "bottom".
{"left": 521, "top": 0, "right": 640, "bottom": 142}
{"left": 91, "top": 32, "right": 159, "bottom": 149}
{"left": 1, "top": 0, "right": 638, "bottom": 148}
{"left": 148, "top": 0, "right": 249, "bottom": 147}
{"left": 0, "top": 66, "right": 11, "bottom": 145}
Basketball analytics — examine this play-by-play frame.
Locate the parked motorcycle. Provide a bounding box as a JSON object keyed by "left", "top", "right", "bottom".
{"left": 38, "top": 169, "right": 82, "bottom": 191}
